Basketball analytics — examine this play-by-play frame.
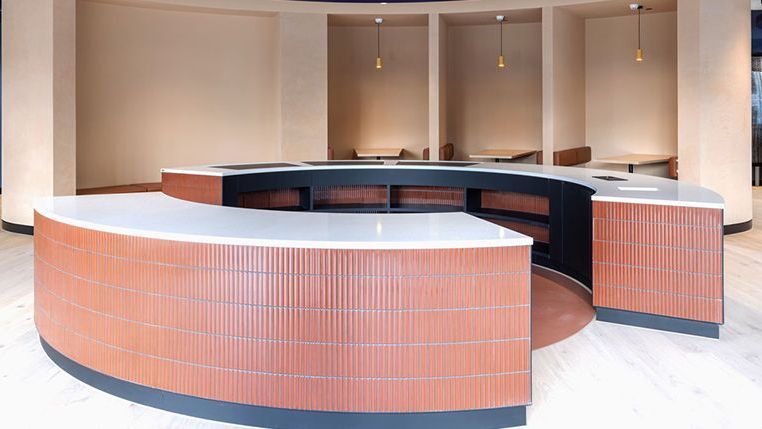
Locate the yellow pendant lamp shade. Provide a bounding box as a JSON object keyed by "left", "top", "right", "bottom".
{"left": 375, "top": 17, "right": 383, "bottom": 70}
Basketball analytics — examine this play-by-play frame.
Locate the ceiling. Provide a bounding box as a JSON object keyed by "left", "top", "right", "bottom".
{"left": 442, "top": 9, "right": 542, "bottom": 25}
{"left": 328, "top": 13, "right": 428, "bottom": 26}
{"left": 325, "top": 0, "right": 679, "bottom": 27}
{"left": 562, "top": 0, "right": 677, "bottom": 19}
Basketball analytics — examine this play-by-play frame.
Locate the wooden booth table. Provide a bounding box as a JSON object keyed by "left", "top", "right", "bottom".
{"left": 596, "top": 153, "right": 674, "bottom": 173}
{"left": 469, "top": 149, "right": 538, "bottom": 163}
{"left": 353, "top": 147, "right": 404, "bottom": 160}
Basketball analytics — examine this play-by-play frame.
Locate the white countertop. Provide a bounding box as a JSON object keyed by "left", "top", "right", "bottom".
{"left": 35, "top": 193, "right": 533, "bottom": 249}
{"left": 162, "top": 161, "right": 724, "bottom": 209}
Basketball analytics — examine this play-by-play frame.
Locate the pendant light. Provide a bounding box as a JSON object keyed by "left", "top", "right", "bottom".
{"left": 496, "top": 15, "right": 506, "bottom": 69}
{"left": 375, "top": 18, "right": 384, "bottom": 70}
{"left": 630, "top": 3, "right": 644, "bottom": 62}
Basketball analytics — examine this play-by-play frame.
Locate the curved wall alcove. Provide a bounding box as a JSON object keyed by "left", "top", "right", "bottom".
{"left": 0, "top": 0, "right": 751, "bottom": 232}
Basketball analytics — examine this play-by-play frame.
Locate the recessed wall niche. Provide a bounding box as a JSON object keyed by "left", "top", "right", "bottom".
{"left": 442, "top": 9, "right": 543, "bottom": 162}
{"left": 565, "top": 0, "right": 678, "bottom": 175}
{"left": 328, "top": 14, "right": 429, "bottom": 160}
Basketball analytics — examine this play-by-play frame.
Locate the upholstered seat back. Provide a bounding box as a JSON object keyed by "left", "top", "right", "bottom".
{"left": 536, "top": 146, "right": 591, "bottom": 166}
{"left": 555, "top": 146, "right": 591, "bottom": 166}
{"left": 668, "top": 156, "right": 678, "bottom": 179}
{"left": 423, "top": 143, "right": 455, "bottom": 161}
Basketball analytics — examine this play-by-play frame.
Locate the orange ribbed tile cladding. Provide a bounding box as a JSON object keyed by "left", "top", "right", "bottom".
{"left": 238, "top": 188, "right": 301, "bottom": 209}
{"left": 161, "top": 172, "right": 222, "bottom": 205}
{"left": 34, "top": 212, "right": 532, "bottom": 412}
{"left": 481, "top": 191, "right": 550, "bottom": 216}
{"left": 390, "top": 186, "right": 464, "bottom": 208}
{"left": 313, "top": 185, "right": 387, "bottom": 208}
{"left": 592, "top": 201, "right": 723, "bottom": 324}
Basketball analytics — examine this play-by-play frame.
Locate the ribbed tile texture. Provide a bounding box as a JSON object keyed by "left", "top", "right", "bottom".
{"left": 592, "top": 201, "right": 723, "bottom": 323}
{"left": 161, "top": 172, "right": 222, "bottom": 205}
{"left": 313, "top": 185, "right": 387, "bottom": 208}
{"left": 390, "top": 186, "right": 464, "bottom": 208}
{"left": 34, "top": 212, "right": 532, "bottom": 412}
{"left": 481, "top": 191, "right": 550, "bottom": 216}
{"left": 238, "top": 189, "right": 301, "bottom": 209}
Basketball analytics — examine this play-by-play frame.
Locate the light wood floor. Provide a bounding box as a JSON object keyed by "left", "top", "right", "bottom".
{"left": 1, "top": 194, "right": 761, "bottom": 429}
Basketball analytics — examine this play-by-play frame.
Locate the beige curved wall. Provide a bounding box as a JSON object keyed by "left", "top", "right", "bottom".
{"left": 76, "top": 1, "right": 280, "bottom": 188}
{"left": 1, "top": 0, "right": 752, "bottom": 228}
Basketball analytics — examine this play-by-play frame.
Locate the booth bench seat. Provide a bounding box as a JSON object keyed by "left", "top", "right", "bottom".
{"left": 536, "top": 146, "right": 592, "bottom": 166}
{"left": 423, "top": 143, "right": 455, "bottom": 161}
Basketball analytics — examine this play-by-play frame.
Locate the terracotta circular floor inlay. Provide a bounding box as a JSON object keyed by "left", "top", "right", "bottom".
{"left": 531, "top": 266, "right": 595, "bottom": 350}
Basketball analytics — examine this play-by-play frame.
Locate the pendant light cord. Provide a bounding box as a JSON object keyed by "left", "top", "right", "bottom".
{"left": 637, "top": 8, "right": 641, "bottom": 50}
{"left": 499, "top": 20, "right": 503, "bottom": 56}
{"left": 377, "top": 22, "right": 380, "bottom": 58}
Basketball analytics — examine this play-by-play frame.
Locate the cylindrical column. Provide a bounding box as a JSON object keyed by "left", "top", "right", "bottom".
{"left": 677, "top": 0, "right": 752, "bottom": 230}
{"left": 1, "top": 0, "right": 76, "bottom": 233}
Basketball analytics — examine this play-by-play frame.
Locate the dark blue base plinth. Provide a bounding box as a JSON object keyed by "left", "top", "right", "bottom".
{"left": 596, "top": 307, "right": 720, "bottom": 339}
{"left": 41, "top": 337, "right": 527, "bottom": 429}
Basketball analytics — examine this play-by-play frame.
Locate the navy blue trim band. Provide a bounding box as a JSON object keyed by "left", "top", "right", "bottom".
{"left": 40, "top": 337, "right": 526, "bottom": 429}
{"left": 2, "top": 220, "right": 33, "bottom": 235}
{"left": 724, "top": 219, "right": 752, "bottom": 235}
{"left": 596, "top": 307, "right": 720, "bottom": 339}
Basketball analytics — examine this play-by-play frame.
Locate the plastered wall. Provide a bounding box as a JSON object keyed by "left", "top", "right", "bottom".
{"left": 76, "top": 1, "right": 280, "bottom": 188}
{"left": 328, "top": 24, "right": 429, "bottom": 160}
{"left": 446, "top": 22, "right": 543, "bottom": 161}
{"left": 585, "top": 12, "right": 678, "bottom": 176}
{"left": 1, "top": 0, "right": 751, "bottom": 228}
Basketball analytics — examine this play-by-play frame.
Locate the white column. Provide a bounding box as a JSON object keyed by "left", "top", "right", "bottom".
{"left": 2, "top": 0, "right": 76, "bottom": 230}
{"left": 542, "top": 7, "right": 555, "bottom": 166}
{"left": 677, "top": 0, "right": 752, "bottom": 227}
{"left": 428, "top": 13, "right": 441, "bottom": 161}
{"left": 278, "top": 12, "right": 328, "bottom": 161}
{"left": 542, "top": 6, "right": 586, "bottom": 166}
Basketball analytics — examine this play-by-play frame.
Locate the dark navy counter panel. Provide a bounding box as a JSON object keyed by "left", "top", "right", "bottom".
{"left": 220, "top": 168, "right": 594, "bottom": 288}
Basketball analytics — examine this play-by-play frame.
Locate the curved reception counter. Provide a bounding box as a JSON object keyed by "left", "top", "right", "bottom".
{"left": 34, "top": 160, "right": 725, "bottom": 428}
